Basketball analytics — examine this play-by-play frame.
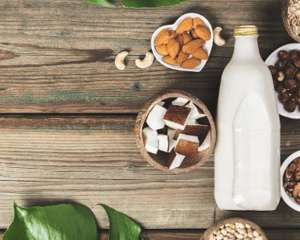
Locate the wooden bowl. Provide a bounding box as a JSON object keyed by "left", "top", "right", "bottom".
{"left": 135, "top": 89, "right": 216, "bottom": 173}
{"left": 200, "top": 218, "right": 268, "bottom": 240}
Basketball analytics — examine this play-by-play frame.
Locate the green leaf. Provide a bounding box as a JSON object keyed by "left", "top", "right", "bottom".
{"left": 82, "top": 0, "right": 115, "bottom": 7}
{"left": 99, "top": 204, "right": 143, "bottom": 240}
{"left": 121, "top": 0, "right": 189, "bottom": 8}
{"left": 3, "top": 202, "right": 97, "bottom": 240}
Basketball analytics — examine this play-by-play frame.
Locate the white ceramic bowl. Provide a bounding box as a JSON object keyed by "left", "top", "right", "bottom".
{"left": 151, "top": 13, "right": 213, "bottom": 72}
{"left": 280, "top": 150, "right": 300, "bottom": 212}
{"left": 265, "top": 43, "right": 300, "bottom": 119}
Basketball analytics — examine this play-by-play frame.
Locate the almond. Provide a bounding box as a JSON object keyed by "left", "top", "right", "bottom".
{"left": 167, "top": 38, "right": 180, "bottom": 59}
{"left": 182, "top": 32, "right": 193, "bottom": 44}
{"left": 155, "top": 28, "right": 170, "bottom": 46}
{"left": 195, "top": 26, "right": 211, "bottom": 41}
{"left": 156, "top": 44, "right": 169, "bottom": 56}
{"left": 192, "top": 48, "right": 208, "bottom": 60}
{"left": 193, "top": 17, "right": 205, "bottom": 28}
{"left": 190, "top": 29, "right": 199, "bottom": 39}
{"left": 163, "top": 30, "right": 176, "bottom": 44}
{"left": 176, "top": 50, "right": 190, "bottom": 64}
{"left": 182, "top": 39, "right": 203, "bottom": 54}
{"left": 181, "top": 57, "right": 201, "bottom": 69}
{"left": 176, "top": 34, "right": 184, "bottom": 48}
{"left": 163, "top": 56, "right": 181, "bottom": 66}
{"left": 176, "top": 17, "right": 193, "bottom": 34}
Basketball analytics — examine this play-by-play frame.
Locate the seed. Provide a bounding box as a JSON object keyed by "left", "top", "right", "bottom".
{"left": 236, "top": 234, "right": 243, "bottom": 239}
{"left": 239, "top": 223, "right": 245, "bottom": 229}
{"left": 216, "top": 234, "right": 223, "bottom": 239}
{"left": 226, "top": 227, "right": 233, "bottom": 233}
{"left": 247, "top": 231, "right": 254, "bottom": 238}
{"left": 237, "top": 228, "right": 246, "bottom": 234}
{"left": 224, "top": 237, "right": 228, "bottom": 240}
{"left": 245, "top": 224, "right": 251, "bottom": 229}
{"left": 221, "top": 229, "right": 228, "bottom": 235}
{"left": 253, "top": 230, "right": 260, "bottom": 237}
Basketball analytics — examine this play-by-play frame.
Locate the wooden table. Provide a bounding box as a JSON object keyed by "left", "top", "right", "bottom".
{"left": 1, "top": 0, "right": 300, "bottom": 239}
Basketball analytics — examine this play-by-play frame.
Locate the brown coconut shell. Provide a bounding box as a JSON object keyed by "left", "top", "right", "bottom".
{"left": 135, "top": 89, "right": 216, "bottom": 174}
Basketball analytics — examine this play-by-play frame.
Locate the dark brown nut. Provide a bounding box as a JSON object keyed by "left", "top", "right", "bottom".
{"left": 286, "top": 61, "right": 294, "bottom": 68}
{"left": 283, "top": 78, "right": 297, "bottom": 90}
{"left": 269, "top": 65, "right": 278, "bottom": 76}
{"left": 279, "top": 91, "right": 291, "bottom": 103}
{"left": 294, "top": 182, "right": 300, "bottom": 197}
{"left": 292, "top": 93, "right": 300, "bottom": 103}
{"left": 279, "top": 50, "right": 290, "bottom": 61}
{"left": 294, "top": 59, "right": 300, "bottom": 69}
{"left": 284, "top": 99, "right": 297, "bottom": 112}
{"left": 296, "top": 171, "right": 300, "bottom": 181}
{"left": 295, "top": 71, "right": 300, "bottom": 82}
{"left": 291, "top": 49, "right": 299, "bottom": 61}
{"left": 276, "top": 60, "right": 286, "bottom": 70}
{"left": 290, "top": 163, "right": 297, "bottom": 172}
{"left": 275, "top": 82, "right": 285, "bottom": 92}
{"left": 284, "top": 65, "right": 296, "bottom": 78}
{"left": 275, "top": 71, "right": 284, "bottom": 81}
{"left": 273, "top": 79, "right": 278, "bottom": 88}
{"left": 296, "top": 198, "right": 300, "bottom": 204}
{"left": 286, "top": 168, "right": 293, "bottom": 179}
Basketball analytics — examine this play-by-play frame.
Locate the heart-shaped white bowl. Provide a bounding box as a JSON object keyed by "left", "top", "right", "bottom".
{"left": 151, "top": 13, "right": 213, "bottom": 72}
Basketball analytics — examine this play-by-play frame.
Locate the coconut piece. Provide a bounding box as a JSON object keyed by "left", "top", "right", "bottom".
{"left": 167, "top": 149, "right": 186, "bottom": 170}
{"left": 157, "top": 125, "right": 167, "bottom": 135}
{"left": 146, "top": 104, "right": 167, "bottom": 130}
{"left": 157, "top": 101, "right": 165, "bottom": 107}
{"left": 163, "top": 105, "right": 191, "bottom": 130}
{"left": 142, "top": 127, "right": 158, "bottom": 154}
{"left": 198, "top": 130, "right": 211, "bottom": 152}
{"left": 185, "top": 102, "right": 206, "bottom": 119}
{"left": 167, "top": 128, "right": 176, "bottom": 152}
{"left": 158, "top": 134, "right": 169, "bottom": 152}
{"left": 172, "top": 97, "right": 189, "bottom": 106}
{"left": 174, "top": 133, "right": 199, "bottom": 158}
{"left": 173, "top": 124, "right": 210, "bottom": 145}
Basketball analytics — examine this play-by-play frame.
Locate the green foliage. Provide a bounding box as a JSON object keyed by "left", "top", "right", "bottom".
{"left": 99, "top": 204, "right": 147, "bottom": 240}
{"left": 82, "top": 0, "right": 188, "bottom": 8}
{"left": 3, "top": 203, "right": 97, "bottom": 240}
{"left": 83, "top": 0, "right": 115, "bottom": 7}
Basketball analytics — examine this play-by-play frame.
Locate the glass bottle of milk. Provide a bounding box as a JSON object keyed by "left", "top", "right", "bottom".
{"left": 215, "top": 26, "right": 280, "bottom": 211}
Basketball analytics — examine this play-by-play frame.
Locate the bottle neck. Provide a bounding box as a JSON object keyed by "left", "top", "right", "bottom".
{"left": 232, "top": 36, "right": 260, "bottom": 61}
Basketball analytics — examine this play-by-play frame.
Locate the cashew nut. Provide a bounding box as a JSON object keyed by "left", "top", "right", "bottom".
{"left": 115, "top": 51, "right": 128, "bottom": 70}
{"left": 135, "top": 52, "right": 154, "bottom": 68}
{"left": 213, "top": 27, "right": 226, "bottom": 46}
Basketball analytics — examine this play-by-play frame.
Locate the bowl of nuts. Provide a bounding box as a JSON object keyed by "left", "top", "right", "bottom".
{"left": 200, "top": 218, "right": 267, "bottom": 240}
{"left": 151, "top": 13, "right": 213, "bottom": 72}
{"left": 266, "top": 43, "right": 300, "bottom": 118}
{"left": 135, "top": 89, "right": 216, "bottom": 173}
{"left": 281, "top": 150, "right": 300, "bottom": 212}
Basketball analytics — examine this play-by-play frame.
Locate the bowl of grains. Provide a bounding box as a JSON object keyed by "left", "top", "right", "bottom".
{"left": 200, "top": 218, "right": 267, "bottom": 240}
{"left": 282, "top": 0, "right": 300, "bottom": 42}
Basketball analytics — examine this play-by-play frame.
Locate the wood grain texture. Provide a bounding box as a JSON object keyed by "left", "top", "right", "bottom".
{"left": 0, "top": 0, "right": 292, "bottom": 114}
{"left": 1, "top": 229, "right": 300, "bottom": 240}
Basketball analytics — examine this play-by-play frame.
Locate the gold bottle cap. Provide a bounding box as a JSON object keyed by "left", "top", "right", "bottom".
{"left": 234, "top": 25, "right": 258, "bottom": 37}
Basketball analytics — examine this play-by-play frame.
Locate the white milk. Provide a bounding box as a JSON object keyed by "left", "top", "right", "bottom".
{"left": 214, "top": 26, "right": 281, "bottom": 211}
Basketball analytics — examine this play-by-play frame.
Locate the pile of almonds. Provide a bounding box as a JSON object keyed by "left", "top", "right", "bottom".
{"left": 283, "top": 157, "right": 300, "bottom": 204}
{"left": 209, "top": 222, "right": 263, "bottom": 240}
{"left": 268, "top": 49, "right": 300, "bottom": 112}
{"left": 154, "top": 17, "right": 211, "bottom": 69}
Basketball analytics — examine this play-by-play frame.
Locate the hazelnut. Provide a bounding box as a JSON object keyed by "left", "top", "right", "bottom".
{"left": 283, "top": 78, "right": 297, "bottom": 91}
{"left": 284, "top": 65, "right": 296, "bottom": 78}
{"left": 275, "top": 71, "right": 284, "bottom": 81}
{"left": 279, "top": 91, "right": 290, "bottom": 103}
{"left": 296, "top": 198, "right": 300, "bottom": 204}
{"left": 291, "top": 49, "right": 299, "bottom": 61}
{"left": 284, "top": 99, "right": 297, "bottom": 112}
{"left": 268, "top": 65, "right": 277, "bottom": 76}
{"left": 294, "top": 182, "right": 300, "bottom": 198}
{"left": 292, "top": 93, "right": 300, "bottom": 103}
{"left": 276, "top": 60, "right": 286, "bottom": 70}
{"left": 294, "top": 59, "right": 300, "bottom": 69}
{"left": 295, "top": 71, "right": 300, "bottom": 82}
{"left": 290, "top": 163, "right": 297, "bottom": 172}
{"left": 275, "top": 82, "right": 285, "bottom": 92}
{"left": 286, "top": 61, "right": 294, "bottom": 68}
{"left": 279, "top": 50, "right": 290, "bottom": 61}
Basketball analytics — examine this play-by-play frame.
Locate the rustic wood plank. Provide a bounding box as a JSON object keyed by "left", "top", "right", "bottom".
{"left": 0, "top": 0, "right": 292, "bottom": 113}
{"left": 0, "top": 115, "right": 215, "bottom": 229}
{"left": 1, "top": 229, "right": 300, "bottom": 240}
